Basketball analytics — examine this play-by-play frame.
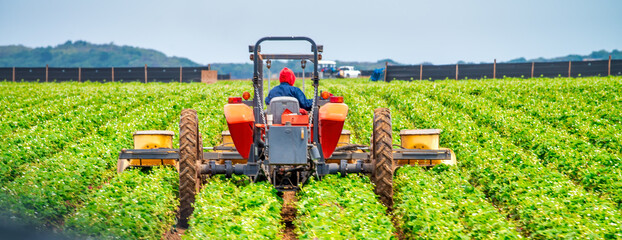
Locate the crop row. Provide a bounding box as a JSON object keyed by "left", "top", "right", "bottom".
{"left": 424, "top": 83, "right": 622, "bottom": 206}
{"left": 330, "top": 83, "right": 518, "bottom": 238}
{"left": 0, "top": 91, "right": 92, "bottom": 137}
{"left": 471, "top": 77, "right": 622, "bottom": 156}
{"left": 0, "top": 85, "right": 205, "bottom": 227}
{"left": 0, "top": 83, "right": 87, "bottom": 117}
{"left": 184, "top": 178, "right": 282, "bottom": 239}
{"left": 295, "top": 175, "right": 394, "bottom": 239}
{"left": 384, "top": 92, "right": 520, "bottom": 239}
{"left": 379, "top": 81, "right": 622, "bottom": 238}
{"left": 0, "top": 90, "right": 147, "bottom": 182}
{"left": 0, "top": 81, "right": 393, "bottom": 239}
{"left": 1, "top": 77, "right": 621, "bottom": 238}
{"left": 394, "top": 165, "right": 520, "bottom": 239}
{"left": 489, "top": 77, "right": 622, "bottom": 125}
{"left": 64, "top": 167, "right": 178, "bottom": 240}
{"left": 325, "top": 81, "right": 408, "bottom": 145}
{"left": 0, "top": 84, "right": 175, "bottom": 138}
{"left": 60, "top": 84, "right": 247, "bottom": 238}
{"left": 325, "top": 84, "right": 379, "bottom": 144}
{"left": 325, "top": 81, "right": 520, "bottom": 238}
{"left": 0, "top": 84, "right": 185, "bottom": 183}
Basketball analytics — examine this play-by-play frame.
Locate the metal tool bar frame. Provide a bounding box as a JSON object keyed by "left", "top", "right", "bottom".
{"left": 120, "top": 148, "right": 451, "bottom": 161}
{"left": 120, "top": 149, "right": 245, "bottom": 160}
{"left": 257, "top": 54, "right": 319, "bottom": 62}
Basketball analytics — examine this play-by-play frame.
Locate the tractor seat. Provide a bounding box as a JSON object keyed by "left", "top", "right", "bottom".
{"left": 268, "top": 96, "right": 300, "bottom": 124}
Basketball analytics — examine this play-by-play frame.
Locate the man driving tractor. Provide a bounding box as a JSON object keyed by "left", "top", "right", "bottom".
{"left": 265, "top": 67, "right": 313, "bottom": 113}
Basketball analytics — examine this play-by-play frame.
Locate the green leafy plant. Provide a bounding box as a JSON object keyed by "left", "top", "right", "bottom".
{"left": 183, "top": 179, "right": 282, "bottom": 240}
{"left": 64, "top": 167, "right": 178, "bottom": 240}
{"left": 379, "top": 79, "right": 622, "bottom": 238}
{"left": 394, "top": 165, "right": 520, "bottom": 239}
{"left": 1, "top": 76, "right": 621, "bottom": 238}
{"left": 295, "top": 174, "right": 395, "bottom": 240}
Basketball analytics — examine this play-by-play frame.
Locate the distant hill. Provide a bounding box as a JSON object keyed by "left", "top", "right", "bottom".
{"left": 0, "top": 40, "right": 201, "bottom": 67}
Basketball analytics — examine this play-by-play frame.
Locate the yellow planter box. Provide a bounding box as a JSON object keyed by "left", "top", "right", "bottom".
{"left": 130, "top": 130, "right": 175, "bottom": 166}
{"left": 337, "top": 130, "right": 351, "bottom": 147}
{"left": 397, "top": 129, "right": 455, "bottom": 166}
{"left": 221, "top": 130, "right": 234, "bottom": 147}
{"left": 400, "top": 129, "right": 440, "bottom": 150}
{"left": 133, "top": 130, "right": 174, "bottom": 149}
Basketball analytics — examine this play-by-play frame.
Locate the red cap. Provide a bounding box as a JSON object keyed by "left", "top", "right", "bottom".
{"left": 279, "top": 67, "right": 296, "bottom": 86}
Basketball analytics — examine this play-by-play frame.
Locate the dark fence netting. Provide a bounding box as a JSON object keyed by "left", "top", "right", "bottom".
{"left": 82, "top": 68, "right": 113, "bottom": 82}
{"left": 148, "top": 67, "right": 181, "bottom": 83}
{"left": 422, "top": 64, "right": 455, "bottom": 81}
{"left": 385, "top": 65, "right": 421, "bottom": 81}
{"left": 1, "top": 60, "right": 621, "bottom": 83}
{"left": 532, "top": 62, "right": 571, "bottom": 78}
{"left": 458, "top": 64, "right": 494, "bottom": 79}
{"left": 570, "top": 60, "right": 609, "bottom": 77}
{"left": 384, "top": 59, "right": 622, "bottom": 81}
{"left": 611, "top": 60, "right": 622, "bottom": 76}
{"left": 14, "top": 68, "right": 47, "bottom": 82}
{"left": 114, "top": 67, "right": 145, "bottom": 82}
{"left": 0, "top": 68, "right": 12, "bottom": 81}
{"left": 182, "top": 67, "right": 209, "bottom": 83}
{"left": 47, "top": 68, "right": 79, "bottom": 82}
{"left": 490, "top": 63, "right": 530, "bottom": 78}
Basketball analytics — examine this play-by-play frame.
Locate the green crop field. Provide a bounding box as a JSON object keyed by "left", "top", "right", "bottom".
{"left": 0, "top": 76, "right": 621, "bottom": 239}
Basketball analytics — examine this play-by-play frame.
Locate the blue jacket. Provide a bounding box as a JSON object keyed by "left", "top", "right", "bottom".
{"left": 265, "top": 82, "right": 314, "bottom": 110}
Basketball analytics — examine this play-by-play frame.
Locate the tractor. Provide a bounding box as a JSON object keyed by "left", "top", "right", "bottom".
{"left": 117, "top": 36, "right": 456, "bottom": 228}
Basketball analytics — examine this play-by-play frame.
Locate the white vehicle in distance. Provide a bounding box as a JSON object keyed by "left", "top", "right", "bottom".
{"left": 336, "top": 66, "right": 361, "bottom": 78}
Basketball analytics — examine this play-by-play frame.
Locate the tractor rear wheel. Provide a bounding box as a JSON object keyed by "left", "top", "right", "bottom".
{"left": 178, "top": 109, "right": 202, "bottom": 228}
{"left": 372, "top": 108, "right": 394, "bottom": 210}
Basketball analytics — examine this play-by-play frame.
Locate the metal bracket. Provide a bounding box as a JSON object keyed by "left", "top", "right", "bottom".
{"left": 119, "top": 148, "right": 178, "bottom": 159}
{"left": 393, "top": 149, "right": 452, "bottom": 160}
{"left": 340, "top": 160, "right": 347, "bottom": 176}
{"left": 255, "top": 54, "right": 318, "bottom": 63}
{"left": 248, "top": 45, "right": 261, "bottom": 53}
{"left": 245, "top": 162, "right": 260, "bottom": 177}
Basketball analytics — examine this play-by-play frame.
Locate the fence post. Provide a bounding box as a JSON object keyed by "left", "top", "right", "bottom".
{"left": 455, "top": 64, "right": 459, "bottom": 80}
{"left": 144, "top": 64, "right": 148, "bottom": 83}
{"left": 530, "top": 62, "right": 534, "bottom": 78}
{"left": 12, "top": 67, "right": 15, "bottom": 82}
{"left": 419, "top": 64, "right": 423, "bottom": 81}
{"left": 46, "top": 64, "right": 48, "bottom": 82}
{"left": 568, "top": 61, "right": 572, "bottom": 78}
{"left": 112, "top": 67, "right": 115, "bottom": 82}
{"left": 493, "top": 59, "right": 496, "bottom": 79}
{"left": 609, "top": 55, "right": 612, "bottom": 76}
{"left": 180, "top": 66, "right": 183, "bottom": 83}
{"left": 78, "top": 67, "right": 81, "bottom": 83}
{"left": 383, "top": 61, "right": 388, "bottom": 82}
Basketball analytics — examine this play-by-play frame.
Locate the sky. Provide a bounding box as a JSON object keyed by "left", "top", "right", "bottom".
{"left": 0, "top": 0, "right": 621, "bottom": 65}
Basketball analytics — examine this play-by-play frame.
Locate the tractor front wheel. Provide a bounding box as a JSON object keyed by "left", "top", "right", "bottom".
{"left": 372, "top": 108, "right": 394, "bottom": 210}
{"left": 178, "top": 109, "right": 202, "bottom": 228}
